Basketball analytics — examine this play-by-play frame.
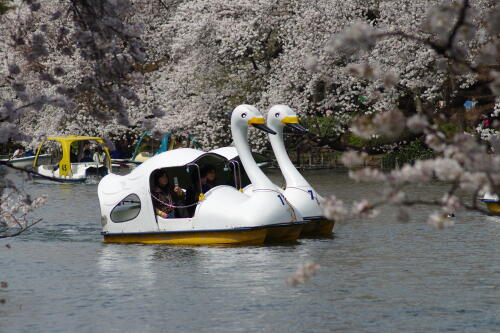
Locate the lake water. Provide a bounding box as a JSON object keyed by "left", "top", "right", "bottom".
{"left": 1, "top": 169, "right": 500, "bottom": 332}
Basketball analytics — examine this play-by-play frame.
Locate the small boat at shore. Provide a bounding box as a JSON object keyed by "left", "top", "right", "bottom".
{"left": 33, "top": 136, "right": 112, "bottom": 182}
{"left": 480, "top": 193, "right": 500, "bottom": 215}
{"left": 97, "top": 105, "right": 304, "bottom": 245}
{"left": 0, "top": 154, "right": 50, "bottom": 169}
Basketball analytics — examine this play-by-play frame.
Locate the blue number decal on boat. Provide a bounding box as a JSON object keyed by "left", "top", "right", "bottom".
{"left": 277, "top": 194, "right": 285, "bottom": 205}
{"left": 308, "top": 190, "right": 314, "bottom": 200}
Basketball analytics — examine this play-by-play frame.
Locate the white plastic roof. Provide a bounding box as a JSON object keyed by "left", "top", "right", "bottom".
{"left": 99, "top": 148, "right": 223, "bottom": 206}
{"left": 133, "top": 148, "right": 205, "bottom": 173}
{"left": 210, "top": 147, "right": 238, "bottom": 160}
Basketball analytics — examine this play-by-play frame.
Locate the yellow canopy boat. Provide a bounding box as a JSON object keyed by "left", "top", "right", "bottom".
{"left": 33, "top": 135, "right": 112, "bottom": 182}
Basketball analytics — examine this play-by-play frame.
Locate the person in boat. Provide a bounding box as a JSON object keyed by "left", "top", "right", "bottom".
{"left": 77, "top": 141, "right": 92, "bottom": 161}
{"left": 200, "top": 165, "right": 216, "bottom": 194}
{"left": 151, "top": 170, "right": 185, "bottom": 219}
{"left": 110, "top": 142, "right": 125, "bottom": 159}
{"left": 12, "top": 147, "right": 25, "bottom": 159}
{"left": 80, "top": 150, "right": 94, "bottom": 162}
{"left": 93, "top": 146, "right": 106, "bottom": 165}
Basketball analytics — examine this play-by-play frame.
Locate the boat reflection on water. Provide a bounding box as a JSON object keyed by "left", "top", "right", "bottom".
{"left": 96, "top": 240, "right": 309, "bottom": 297}
{"left": 97, "top": 244, "right": 158, "bottom": 289}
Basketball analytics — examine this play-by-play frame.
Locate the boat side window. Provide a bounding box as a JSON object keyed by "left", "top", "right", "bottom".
{"left": 110, "top": 194, "right": 141, "bottom": 223}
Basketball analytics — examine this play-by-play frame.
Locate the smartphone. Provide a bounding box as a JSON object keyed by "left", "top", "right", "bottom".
{"left": 174, "top": 177, "right": 179, "bottom": 187}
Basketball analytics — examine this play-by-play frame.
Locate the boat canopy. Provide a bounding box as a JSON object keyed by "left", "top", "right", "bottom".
{"left": 210, "top": 147, "right": 269, "bottom": 165}
{"left": 137, "top": 148, "right": 206, "bottom": 171}
{"left": 210, "top": 147, "right": 238, "bottom": 160}
{"left": 99, "top": 148, "right": 229, "bottom": 207}
{"left": 33, "top": 135, "right": 111, "bottom": 177}
{"left": 45, "top": 135, "right": 105, "bottom": 143}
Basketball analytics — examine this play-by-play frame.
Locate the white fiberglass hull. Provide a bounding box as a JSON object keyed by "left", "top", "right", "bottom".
{"left": 36, "top": 162, "right": 109, "bottom": 183}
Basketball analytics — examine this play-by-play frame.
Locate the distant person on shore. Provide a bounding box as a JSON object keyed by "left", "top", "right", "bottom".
{"left": 200, "top": 165, "right": 216, "bottom": 194}
{"left": 11, "top": 147, "right": 25, "bottom": 159}
{"left": 110, "top": 144, "right": 125, "bottom": 159}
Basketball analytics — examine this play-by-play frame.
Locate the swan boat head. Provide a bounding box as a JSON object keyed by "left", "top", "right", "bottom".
{"left": 266, "top": 105, "right": 327, "bottom": 223}
{"left": 267, "top": 104, "right": 307, "bottom": 134}
{"left": 195, "top": 104, "right": 304, "bottom": 228}
{"left": 231, "top": 104, "right": 276, "bottom": 135}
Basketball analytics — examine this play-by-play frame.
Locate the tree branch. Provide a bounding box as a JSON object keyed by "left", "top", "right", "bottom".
{"left": 0, "top": 160, "right": 64, "bottom": 183}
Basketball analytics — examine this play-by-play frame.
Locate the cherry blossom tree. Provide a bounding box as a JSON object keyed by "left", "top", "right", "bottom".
{"left": 1, "top": 0, "right": 148, "bottom": 237}
{"left": 323, "top": 0, "right": 500, "bottom": 227}
{"left": 1, "top": 0, "right": 499, "bottom": 238}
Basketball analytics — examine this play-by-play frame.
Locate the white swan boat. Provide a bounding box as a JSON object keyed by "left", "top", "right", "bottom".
{"left": 266, "top": 105, "right": 333, "bottom": 235}
{"left": 211, "top": 105, "right": 334, "bottom": 236}
{"left": 97, "top": 105, "right": 304, "bottom": 245}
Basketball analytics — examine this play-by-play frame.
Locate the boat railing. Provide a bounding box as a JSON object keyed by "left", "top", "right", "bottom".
{"left": 186, "top": 162, "right": 202, "bottom": 193}
{"left": 228, "top": 160, "right": 242, "bottom": 191}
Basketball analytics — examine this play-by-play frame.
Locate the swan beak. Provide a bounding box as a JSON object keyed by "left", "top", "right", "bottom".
{"left": 248, "top": 117, "right": 277, "bottom": 135}
{"left": 282, "top": 116, "right": 308, "bottom": 132}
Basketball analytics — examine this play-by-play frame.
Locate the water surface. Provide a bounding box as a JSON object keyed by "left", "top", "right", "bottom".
{"left": 1, "top": 169, "right": 500, "bottom": 332}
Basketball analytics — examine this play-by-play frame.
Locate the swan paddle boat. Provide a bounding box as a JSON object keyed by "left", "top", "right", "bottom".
{"left": 213, "top": 105, "right": 333, "bottom": 236}
{"left": 266, "top": 105, "right": 333, "bottom": 235}
{"left": 33, "top": 136, "right": 112, "bottom": 182}
{"left": 480, "top": 193, "right": 500, "bottom": 215}
{"left": 97, "top": 105, "right": 304, "bottom": 245}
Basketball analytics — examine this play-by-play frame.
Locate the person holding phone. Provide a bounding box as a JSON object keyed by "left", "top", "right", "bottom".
{"left": 151, "top": 170, "right": 184, "bottom": 219}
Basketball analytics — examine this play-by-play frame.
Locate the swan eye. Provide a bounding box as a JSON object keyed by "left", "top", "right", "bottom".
{"left": 241, "top": 113, "right": 247, "bottom": 118}
{"left": 275, "top": 113, "right": 280, "bottom": 118}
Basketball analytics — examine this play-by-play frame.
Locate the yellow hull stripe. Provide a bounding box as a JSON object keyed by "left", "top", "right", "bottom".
{"left": 486, "top": 202, "right": 500, "bottom": 215}
{"left": 265, "top": 224, "right": 303, "bottom": 242}
{"left": 103, "top": 229, "right": 267, "bottom": 245}
{"left": 300, "top": 219, "right": 334, "bottom": 237}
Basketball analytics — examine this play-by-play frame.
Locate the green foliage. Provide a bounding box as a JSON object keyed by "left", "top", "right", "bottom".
{"left": 437, "top": 121, "right": 460, "bottom": 139}
{"left": 382, "top": 139, "right": 435, "bottom": 169}
{"left": 347, "top": 134, "right": 368, "bottom": 147}
{"left": 346, "top": 133, "right": 389, "bottom": 149}
{"left": 301, "top": 116, "right": 340, "bottom": 138}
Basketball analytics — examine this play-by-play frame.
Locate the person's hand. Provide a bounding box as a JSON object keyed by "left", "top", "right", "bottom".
{"left": 160, "top": 211, "right": 168, "bottom": 218}
{"left": 174, "top": 186, "right": 183, "bottom": 194}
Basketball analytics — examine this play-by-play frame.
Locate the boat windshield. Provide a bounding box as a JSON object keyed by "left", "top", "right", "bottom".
{"left": 134, "top": 134, "right": 162, "bottom": 159}
{"left": 34, "top": 140, "right": 62, "bottom": 168}
{"left": 70, "top": 140, "right": 108, "bottom": 165}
